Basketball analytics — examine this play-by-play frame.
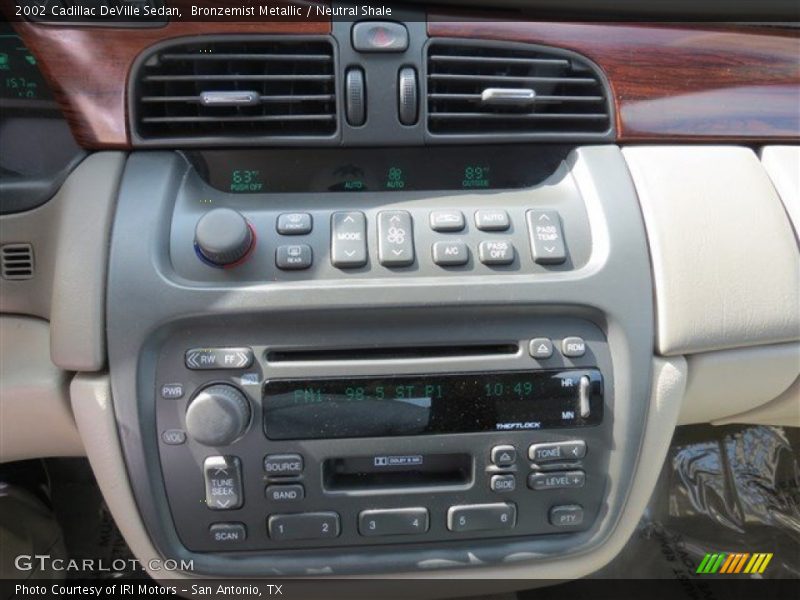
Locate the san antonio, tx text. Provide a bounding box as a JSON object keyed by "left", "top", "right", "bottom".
{"left": 15, "top": 583, "right": 283, "bottom": 597}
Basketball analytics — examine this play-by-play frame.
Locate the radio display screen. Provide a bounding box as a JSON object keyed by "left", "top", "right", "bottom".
{"left": 263, "top": 369, "right": 602, "bottom": 440}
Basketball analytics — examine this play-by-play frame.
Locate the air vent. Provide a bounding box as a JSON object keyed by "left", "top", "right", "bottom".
{"left": 427, "top": 40, "right": 612, "bottom": 138}
{"left": 1, "top": 243, "right": 34, "bottom": 280}
{"left": 133, "top": 38, "right": 337, "bottom": 142}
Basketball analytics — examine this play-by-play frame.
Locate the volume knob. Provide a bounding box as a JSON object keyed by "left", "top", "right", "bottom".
{"left": 194, "top": 208, "right": 254, "bottom": 267}
{"left": 185, "top": 384, "right": 251, "bottom": 446}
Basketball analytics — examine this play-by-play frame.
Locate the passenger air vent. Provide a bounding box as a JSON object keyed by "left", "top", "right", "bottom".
{"left": 133, "top": 38, "right": 337, "bottom": 143}
{"left": 427, "top": 40, "right": 612, "bottom": 139}
{"left": 1, "top": 243, "right": 34, "bottom": 280}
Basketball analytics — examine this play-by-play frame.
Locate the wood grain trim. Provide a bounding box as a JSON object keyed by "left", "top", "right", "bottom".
{"left": 6, "top": 2, "right": 330, "bottom": 148}
{"left": 428, "top": 18, "right": 800, "bottom": 142}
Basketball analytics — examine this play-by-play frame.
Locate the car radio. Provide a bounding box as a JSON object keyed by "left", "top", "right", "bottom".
{"left": 153, "top": 318, "right": 612, "bottom": 554}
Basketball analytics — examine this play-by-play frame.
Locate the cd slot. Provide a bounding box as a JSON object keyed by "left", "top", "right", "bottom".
{"left": 267, "top": 343, "right": 518, "bottom": 363}
{"left": 323, "top": 453, "right": 472, "bottom": 492}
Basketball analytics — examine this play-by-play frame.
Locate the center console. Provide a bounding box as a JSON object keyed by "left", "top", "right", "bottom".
{"left": 106, "top": 144, "right": 654, "bottom": 576}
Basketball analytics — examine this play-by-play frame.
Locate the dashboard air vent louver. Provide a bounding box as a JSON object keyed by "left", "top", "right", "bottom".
{"left": 1, "top": 243, "right": 34, "bottom": 280}
{"left": 427, "top": 40, "right": 612, "bottom": 138}
{"left": 134, "top": 38, "right": 337, "bottom": 141}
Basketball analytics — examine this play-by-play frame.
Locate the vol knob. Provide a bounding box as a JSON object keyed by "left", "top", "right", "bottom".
{"left": 185, "top": 384, "right": 251, "bottom": 446}
{"left": 194, "top": 208, "right": 254, "bottom": 267}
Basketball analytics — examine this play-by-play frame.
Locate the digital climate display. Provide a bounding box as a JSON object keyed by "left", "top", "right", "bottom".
{"left": 0, "top": 23, "right": 52, "bottom": 101}
{"left": 194, "top": 145, "right": 571, "bottom": 194}
{"left": 263, "top": 369, "right": 603, "bottom": 440}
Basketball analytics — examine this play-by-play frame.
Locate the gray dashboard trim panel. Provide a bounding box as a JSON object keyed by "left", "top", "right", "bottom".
{"left": 106, "top": 145, "right": 654, "bottom": 575}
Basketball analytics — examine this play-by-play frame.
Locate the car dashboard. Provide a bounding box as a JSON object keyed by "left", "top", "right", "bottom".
{"left": 0, "top": 0, "right": 798, "bottom": 587}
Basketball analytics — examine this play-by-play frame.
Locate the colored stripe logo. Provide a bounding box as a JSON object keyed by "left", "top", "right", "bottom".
{"left": 696, "top": 552, "right": 773, "bottom": 574}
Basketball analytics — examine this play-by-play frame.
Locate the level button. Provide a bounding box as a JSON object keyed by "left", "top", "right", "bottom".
{"left": 529, "top": 470, "right": 585, "bottom": 491}
{"left": 185, "top": 347, "right": 253, "bottom": 370}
